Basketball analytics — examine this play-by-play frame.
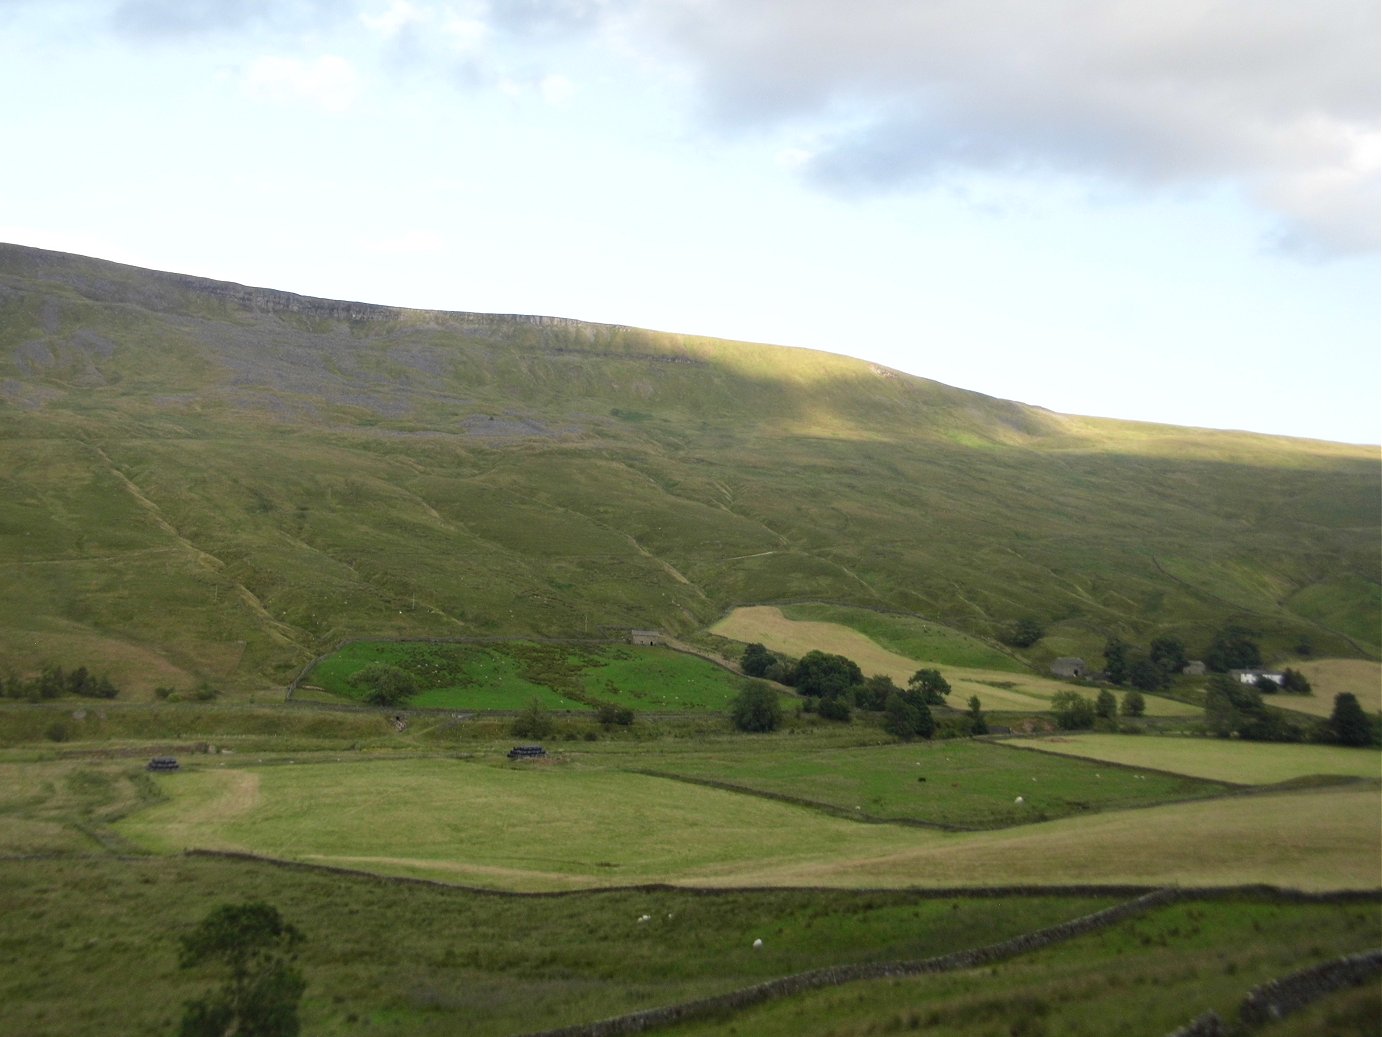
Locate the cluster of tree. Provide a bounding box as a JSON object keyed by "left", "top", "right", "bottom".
{"left": 1254, "top": 668, "right": 1313, "bottom": 695}
{"left": 348, "top": 663, "right": 419, "bottom": 707}
{"left": 1204, "top": 675, "right": 1376, "bottom": 746}
{"left": 1049, "top": 688, "right": 1144, "bottom": 730}
{"left": 596, "top": 703, "right": 635, "bottom": 727}
{"left": 736, "top": 646, "right": 985, "bottom": 740}
{"left": 177, "top": 901, "right": 306, "bottom": 1037}
{"left": 1102, "top": 635, "right": 1188, "bottom": 692}
{"left": 2, "top": 664, "right": 119, "bottom": 701}
{"left": 511, "top": 698, "right": 556, "bottom": 739}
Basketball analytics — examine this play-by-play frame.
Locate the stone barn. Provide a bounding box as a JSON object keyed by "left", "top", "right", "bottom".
{"left": 1050, "top": 657, "right": 1087, "bottom": 679}
{"left": 630, "top": 629, "right": 662, "bottom": 646}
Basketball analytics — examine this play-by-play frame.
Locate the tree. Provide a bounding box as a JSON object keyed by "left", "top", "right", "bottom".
{"left": 596, "top": 703, "right": 634, "bottom": 727}
{"left": 1253, "top": 674, "right": 1280, "bottom": 695}
{"left": 730, "top": 681, "right": 782, "bottom": 733}
{"left": 883, "top": 691, "right": 933, "bottom": 740}
{"left": 1094, "top": 688, "right": 1117, "bottom": 719}
{"left": 967, "top": 694, "right": 988, "bottom": 735}
{"left": 787, "top": 651, "right": 863, "bottom": 699}
{"left": 1002, "top": 617, "right": 1045, "bottom": 648}
{"left": 1103, "top": 638, "right": 1130, "bottom": 685}
{"left": 1050, "top": 691, "right": 1095, "bottom": 730}
{"left": 177, "top": 901, "right": 305, "bottom": 1037}
{"left": 1121, "top": 690, "right": 1146, "bottom": 717}
{"left": 1204, "top": 625, "right": 1262, "bottom": 673}
{"left": 1202, "top": 674, "right": 1295, "bottom": 741}
{"left": 1329, "top": 693, "right": 1374, "bottom": 747}
{"left": 1280, "top": 668, "right": 1312, "bottom": 695}
{"left": 740, "top": 643, "right": 774, "bottom": 678}
{"left": 857, "top": 674, "right": 901, "bottom": 711}
{"left": 1148, "top": 636, "right": 1188, "bottom": 675}
{"left": 1128, "top": 655, "right": 1170, "bottom": 693}
{"left": 907, "top": 668, "right": 951, "bottom": 705}
{"left": 511, "top": 698, "right": 555, "bottom": 739}
{"left": 348, "top": 663, "right": 418, "bottom": 707}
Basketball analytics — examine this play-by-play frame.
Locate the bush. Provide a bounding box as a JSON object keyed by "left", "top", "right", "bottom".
{"left": 729, "top": 681, "right": 782, "bottom": 733}
{"left": 511, "top": 699, "right": 556, "bottom": 739}
{"left": 883, "top": 691, "right": 933, "bottom": 740}
{"left": 1094, "top": 688, "right": 1117, "bottom": 719}
{"left": 739, "top": 643, "right": 775, "bottom": 678}
{"left": 815, "top": 695, "right": 852, "bottom": 722}
{"left": 1050, "top": 691, "right": 1095, "bottom": 730}
{"left": 597, "top": 703, "right": 634, "bottom": 727}
{"left": 348, "top": 663, "right": 418, "bottom": 708}
{"left": 1121, "top": 690, "right": 1146, "bottom": 717}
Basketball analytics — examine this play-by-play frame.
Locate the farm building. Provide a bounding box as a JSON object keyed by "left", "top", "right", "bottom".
{"left": 630, "top": 629, "right": 662, "bottom": 646}
{"left": 1050, "top": 657, "right": 1087, "bottom": 679}
{"left": 1230, "top": 669, "right": 1285, "bottom": 687}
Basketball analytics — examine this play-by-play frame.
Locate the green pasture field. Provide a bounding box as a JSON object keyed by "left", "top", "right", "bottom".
{"left": 710, "top": 605, "right": 1200, "bottom": 715}
{"left": 1269, "top": 658, "right": 1382, "bottom": 718}
{"left": 776, "top": 602, "right": 1024, "bottom": 671}
{"left": 302, "top": 640, "right": 747, "bottom": 712}
{"left": 639, "top": 738, "right": 1228, "bottom": 828}
{"left": 648, "top": 897, "right": 1382, "bottom": 1037}
{"left": 0, "top": 853, "right": 1121, "bottom": 1037}
{"left": 107, "top": 749, "right": 1382, "bottom": 891}
{"left": 1013, "top": 734, "right": 1382, "bottom": 785}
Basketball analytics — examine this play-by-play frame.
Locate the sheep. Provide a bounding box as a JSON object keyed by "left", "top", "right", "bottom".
{"left": 752, "top": 938, "right": 763, "bottom": 950}
{"left": 1015, "top": 796, "right": 1025, "bottom": 804}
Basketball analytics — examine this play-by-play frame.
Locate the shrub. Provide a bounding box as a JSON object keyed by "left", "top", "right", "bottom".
{"left": 348, "top": 663, "right": 418, "bottom": 708}
{"left": 511, "top": 699, "right": 556, "bottom": 739}
{"left": 729, "top": 681, "right": 782, "bottom": 733}
{"left": 1121, "top": 690, "right": 1146, "bottom": 717}
{"left": 1050, "top": 691, "right": 1095, "bottom": 730}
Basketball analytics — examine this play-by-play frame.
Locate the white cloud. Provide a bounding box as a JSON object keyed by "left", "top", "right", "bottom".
{"left": 628, "top": 0, "right": 1381, "bottom": 255}
{"left": 243, "top": 54, "right": 361, "bottom": 113}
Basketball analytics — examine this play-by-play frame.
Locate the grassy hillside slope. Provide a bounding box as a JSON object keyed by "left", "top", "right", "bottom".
{"left": 1, "top": 243, "right": 1377, "bottom": 691}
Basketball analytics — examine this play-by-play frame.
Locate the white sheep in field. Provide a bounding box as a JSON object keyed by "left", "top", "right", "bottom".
{"left": 752, "top": 938, "right": 763, "bottom": 950}
{"left": 1015, "top": 796, "right": 1024, "bottom": 804}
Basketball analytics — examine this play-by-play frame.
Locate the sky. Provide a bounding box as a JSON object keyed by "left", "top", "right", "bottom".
{"left": 1, "top": 0, "right": 1378, "bottom": 444}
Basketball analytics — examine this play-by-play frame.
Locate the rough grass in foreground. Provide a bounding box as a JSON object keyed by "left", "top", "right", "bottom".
{"left": 646, "top": 898, "right": 1382, "bottom": 1037}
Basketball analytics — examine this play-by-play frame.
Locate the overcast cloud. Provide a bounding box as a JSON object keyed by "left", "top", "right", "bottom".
{"left": 631, "top": 0, "right": 1380, "bottom": 255}
{"left": 19, "top": 0, "right": 1377, "bottom": 255}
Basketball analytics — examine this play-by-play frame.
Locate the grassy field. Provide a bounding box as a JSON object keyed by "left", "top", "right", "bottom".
{"left": 647, "top": 897, "right": 1382, "bottom": 1037}
{"left": 2, "top": 244, "right": 1378, "bottom": 694}
{"left": 1012, "top": 733, "right": 1382, "bottom": 785}
{"left": 638, "top": 738, "right": 1228, "bottom": 828}
{"left": 1267, "top": 658, "right": 1382, "bottom": 718}
{"left": 104, "top": 747, "right": 1381, "bottom": 892}
{"left": 711, "top": 606, "right": 1200, "bottom": 715}
{"left": 302, "top": 639, "right": 749, "bottom": 712}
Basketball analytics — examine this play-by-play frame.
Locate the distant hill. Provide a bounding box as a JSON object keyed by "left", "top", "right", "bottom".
{"left": 1, "top": 242, "right": 1377, "bottom": 692}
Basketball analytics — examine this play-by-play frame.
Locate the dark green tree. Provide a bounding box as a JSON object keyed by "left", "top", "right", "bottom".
{"left": 967, "top": 694, "right": 988, "bottom": 735}
{"left": 1204, "top": 625, "right": 1262, "bottom": 673}
{"left": 1128, "top": 655, "right": 1171, "bottom": 693}
{"left": 1148, "top": 636, "right": 1188, "bottom": 675}
{"left": 1050, "top": 691, "right": 1096, "bottom": 730}
{"left": 907, "top": 668, "right": 952, "bottom": 705}
{"left": 787, "top": 651, "right": 863, "bottom": 699}
{"left": 348, "top": 663, "right": 418, "bottom": 707}
{"left": 1103, "top": 638, "right": 1130, "bottom": 685}
{"left": 1280, "top": 668, "right": 1312, "bottom": 695}
{"left": 1329, "top": 693, "right": 1374, "bottom": 747}
{"left": 1121, "top": 690, "right": 1146, "bottom": 717}
{"left": 883, "top": 691, "right": 933, "bottom": 740}
{"left": 177, "top": 901, "right": 305, "bottom": 1037}
{"left": 729, "top": 681, "right": 783, "bottom": 733}
{"left": 1002, "top": 617, "right": 1045, "bottom": 648}
{"left": 739, "top": 643, "right": 774, "bottom": 678}
{"left": 1203, "top": 674, "right": 1295, "bottom": 741}
{"left": 511, "top": 698, "right": 556, "bottom": 739}
{"left": 1094, "top": 688, "right": 1117, "bottom": 719}
{"left": 855, "top": 674, "right": 901, "bottom": 711}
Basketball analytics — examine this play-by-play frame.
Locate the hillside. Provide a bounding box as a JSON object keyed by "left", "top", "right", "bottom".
{"left": 1, "top": 242, "right": 1377, "bottom": 692}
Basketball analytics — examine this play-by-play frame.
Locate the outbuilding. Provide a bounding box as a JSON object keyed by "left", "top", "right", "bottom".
{"left": 1049, "top": 657, "right": 1087, "bottom": 679}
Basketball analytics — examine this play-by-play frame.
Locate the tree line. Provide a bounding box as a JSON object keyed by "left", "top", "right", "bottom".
{"left": 734, "top": 644, "right": 987, "bottom": 740}
{"left": 2, "top": 664, "right": 119, "bottom": 701}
